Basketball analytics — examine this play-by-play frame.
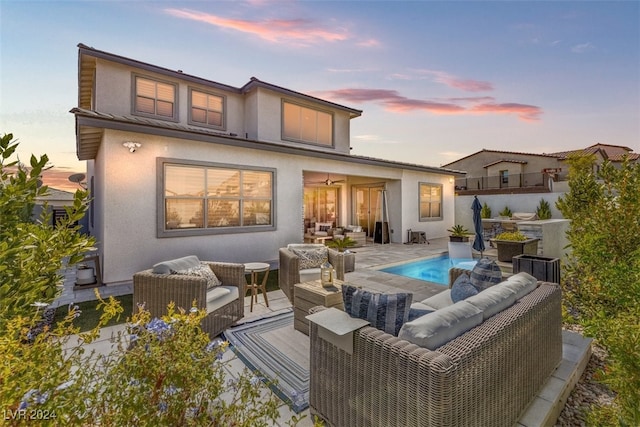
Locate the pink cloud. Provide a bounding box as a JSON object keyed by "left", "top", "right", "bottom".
{"left": 165, "top": 8, "right": 349, "bottom": 45}
{"left": 470, "top": 102, "right": 543, "bottom": 122}
{"left": 427, "top": 70, "right": 494, "bottom": 92}
{"left": 322, "top": 88, "right": 542, "bottom": 121}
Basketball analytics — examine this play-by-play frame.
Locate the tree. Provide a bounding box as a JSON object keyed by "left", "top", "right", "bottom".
{"left": 556, "top": 154, "right": 640, "bottom": 425}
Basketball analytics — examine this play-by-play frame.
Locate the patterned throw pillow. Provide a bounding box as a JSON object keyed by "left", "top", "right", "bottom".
{"left": 408, "top": 307, "right": 434, "bottom": 322}
{"left": 342, "top": 285, "right": 413, "bottom": 336}
{"left": 289, "top": 247, "right": 328, "bottom": 270}
{"left": 174, "top": 263, "right": 221, "bottom": 289}
{"left": 451, "top": 274, "right": 479, "bottom": 303}
{"left": 469, "top": 258, "right": 502, "bottom": 292}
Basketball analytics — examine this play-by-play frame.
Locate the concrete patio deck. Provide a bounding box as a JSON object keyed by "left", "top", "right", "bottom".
{"left": 56, "top": 236, "right": 591, "bottom": 426}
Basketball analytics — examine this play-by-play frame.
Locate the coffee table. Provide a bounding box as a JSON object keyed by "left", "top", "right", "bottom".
{"left": 293, "top": 279, "right": 345, "bottom": 335}
{"left": 244, "top": 262, "right": 270, "bottom": 312}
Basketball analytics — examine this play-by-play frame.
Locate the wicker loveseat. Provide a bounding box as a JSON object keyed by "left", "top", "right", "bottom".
{"left": 308, "top": 267, "right": 563, "bottom": 427}
{"left": 133, "top": 256, "right": 245, "bottom": 339}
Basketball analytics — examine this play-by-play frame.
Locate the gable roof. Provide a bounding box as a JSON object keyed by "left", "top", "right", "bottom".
{"left": 549, "top": 143, "right": 638, "bottom": 161}
{"left": 443, "top": 144, "right": 638, "bottom": 167}
{"left": 483, "top": 159, "right": 528, "bottom": 168}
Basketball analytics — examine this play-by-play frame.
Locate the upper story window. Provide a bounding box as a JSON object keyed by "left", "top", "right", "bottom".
{"left": 282, "top": 101, "right": 333, "bottom": 146}
{"left": 419, "top": 182, "right": 442, "bottom": 221}
{"left": 159, "top": 159, "right": 275, "bottom": 237}
{"left": 133, "top": 75, "right": 177, "bottom": 120}
{"left": 189, "top": 88, "right": 225, "bottom": 129}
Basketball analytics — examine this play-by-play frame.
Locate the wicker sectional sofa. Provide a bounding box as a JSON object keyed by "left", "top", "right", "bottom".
{"left": 308, "top": 267, "right": 563, "bottom": 427}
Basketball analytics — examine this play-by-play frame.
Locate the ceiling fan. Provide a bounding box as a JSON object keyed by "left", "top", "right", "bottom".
{"left": 311, "top": 173, "right": 345, "bottom": 186}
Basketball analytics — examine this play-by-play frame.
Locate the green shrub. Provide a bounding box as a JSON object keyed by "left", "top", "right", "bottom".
{"left": 0, "top": 133, "right": 302, "bottom": 426}
{"left": 535, "top": 198, "right": 552, "bottom": 220}
{"left": 557, "top": 154, "right": 640, "bottom": 424}
{"left": 494, "top": 231, "right": 527, "bottom": 241}
{"left": 480, "top": 202, "right": 492, "bottom": 218}
{"left": 498, "top": 206, "right": 512, "bottom": 217}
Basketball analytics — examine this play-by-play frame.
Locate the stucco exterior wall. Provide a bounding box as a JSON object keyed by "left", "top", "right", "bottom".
{"left": 94, "top": 130, "right": 456, "bottom": 283}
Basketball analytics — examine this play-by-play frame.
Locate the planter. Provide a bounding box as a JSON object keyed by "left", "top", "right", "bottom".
{"left": 493, "top": 238, "right": 539, "bottom": 263}
{"left": 449, "top": 236, "right": 470, "bottom": 242}
{"left": 513, "top": 254, "right": 560, "bottom": 283}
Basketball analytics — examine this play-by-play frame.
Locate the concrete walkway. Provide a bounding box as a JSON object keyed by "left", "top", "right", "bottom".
{"left": 57, "top": 237, "right": 591, "bottom": 426}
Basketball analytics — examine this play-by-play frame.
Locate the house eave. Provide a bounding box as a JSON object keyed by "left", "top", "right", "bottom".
{"left": 72, "top": 108, "right": 463, "bottom": 176}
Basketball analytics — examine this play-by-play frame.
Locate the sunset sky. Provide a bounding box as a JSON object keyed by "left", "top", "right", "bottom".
{"left": 1, "top": 1, "right": 638, "bottom": 191}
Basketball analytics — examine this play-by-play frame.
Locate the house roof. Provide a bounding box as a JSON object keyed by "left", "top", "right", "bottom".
{"left": 76, "top": 43, "right": 362, "bottom": 118}
{"left": 72, "top": 107, "right": 465, "bottom": 177}
{"left": 548, "top": 143, "right": 638, "bottom": 161}
{"left": 483, "top": 159, "right": 528, "bottom": 168}
{"left": 443, "top": 144, "right": 638, "bottom": 167}
{"left": 36, "top": 188, "right": 75, "bottom": 203}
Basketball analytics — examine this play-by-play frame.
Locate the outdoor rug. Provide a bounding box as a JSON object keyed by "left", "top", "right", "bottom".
{"left": 223, "top": 309, "right": 310, "bottom": 413}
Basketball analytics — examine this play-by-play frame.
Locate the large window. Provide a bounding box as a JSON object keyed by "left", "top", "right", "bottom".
{"left": 304, "top": 187, "right": 338, "bottom": 227}
{"left": 419, "top": 183, "right": 442, "bottom": 221}
{"left": 133, "top": 75, "right": 177, "bottom": 120}
{"left": 160, "top": 160, "right": 274, "bottom": 236}
{"left": 283, "top": 101, "right": 333, "bottom": 146}
{"left": 189, "top": 88, "right": 225, "bottom": 129}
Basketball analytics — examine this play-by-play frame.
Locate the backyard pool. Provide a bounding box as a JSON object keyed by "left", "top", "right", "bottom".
{"left": 380, "top": 254, "right": 475, "bottom": 286}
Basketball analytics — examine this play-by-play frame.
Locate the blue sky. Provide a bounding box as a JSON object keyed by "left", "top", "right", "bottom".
{"left": 1, "top": 0, "right": 638, "bottom": 190}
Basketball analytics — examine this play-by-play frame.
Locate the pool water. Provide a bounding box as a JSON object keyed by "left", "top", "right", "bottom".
{"left": 380, "top": 254, "right": 475, "bottom": 286}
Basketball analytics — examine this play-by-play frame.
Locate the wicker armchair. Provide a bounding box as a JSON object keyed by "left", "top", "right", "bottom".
{"left": 278, "top": 245, "right": 345, "bottom": 304}
{"left": 133, "top": 261, "right": 245, "bottom": 339}
{"left": 309, "top": 279, "right": 563, "bottom": 427}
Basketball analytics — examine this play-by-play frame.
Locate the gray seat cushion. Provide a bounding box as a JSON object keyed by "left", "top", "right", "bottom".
{"left": 419, "top": 289, "right": 454, "bottom": 310}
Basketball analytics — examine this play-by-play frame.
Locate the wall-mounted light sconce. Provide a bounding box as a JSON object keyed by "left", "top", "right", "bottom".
{"left": 449, "top": 177, "right": 454, "bottom": 184}
{"left": 123, "top": 141, "right": 142, "bottom": 153}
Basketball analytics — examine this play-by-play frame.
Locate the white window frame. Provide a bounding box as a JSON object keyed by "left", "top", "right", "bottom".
{"left": 132, "top": 74, "right": 178, "bottom": 121}
{"left": 188, "top": 88, "right": 226, "bottom": 130}
{"left": 418, "top": 182, "right": 443, "bottom": 221}
{"left": 158, "top": 158, "right": 276, "bottom": 237}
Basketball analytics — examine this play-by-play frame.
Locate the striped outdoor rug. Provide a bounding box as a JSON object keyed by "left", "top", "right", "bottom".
{"left": 223, "top": 310, "right": 310, "bottom": 413}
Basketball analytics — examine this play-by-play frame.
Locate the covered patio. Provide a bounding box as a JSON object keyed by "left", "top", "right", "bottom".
{"left": 59, "top": 237, "right": 591, "bottom": 426}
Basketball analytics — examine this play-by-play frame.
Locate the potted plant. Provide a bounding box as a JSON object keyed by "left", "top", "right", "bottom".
{"left": 492, "top": 231, "right": 539, "bottom": 263}
{"left": 327, "top": 236, "right": 357, "bottom": 272}
{"left": 447, "top": 224, "right": 470, "bottom": 242}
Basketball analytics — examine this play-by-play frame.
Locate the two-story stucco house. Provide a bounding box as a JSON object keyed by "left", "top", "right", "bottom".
{"left": 72, "top": 43, "right": 464, "bottom": 285}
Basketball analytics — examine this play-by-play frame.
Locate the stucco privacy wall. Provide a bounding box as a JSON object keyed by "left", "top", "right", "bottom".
{"left": 96, "top": 130, "right": 455, "bottom": 284}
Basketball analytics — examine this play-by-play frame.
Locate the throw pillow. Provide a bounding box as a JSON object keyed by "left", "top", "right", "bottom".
{"left": 408, "top": 307, "right": 434, "bottom": 322}
{"left": 469, "top": 258, "right": 502, "bottom": 292}
{"left": 175, "top": 263, "right": 221, "bottom": 289}
{"left": 450, "top": 274, "right": 479, "bottom": 303}
{"left": 152, "top": 255, "right": 201, "bottom": 274}
{"left": 289, "top": 246, "right": 328, "bottom": 270}
{"left": 342, "top": 285, "right": 412, "bottom": 336}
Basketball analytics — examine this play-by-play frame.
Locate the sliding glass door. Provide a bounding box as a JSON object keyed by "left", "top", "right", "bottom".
{"left": 352, "top": 185, "right": 384, "bottom": 237}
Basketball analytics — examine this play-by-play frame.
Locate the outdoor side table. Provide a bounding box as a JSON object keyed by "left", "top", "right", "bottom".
{"left": 244, "top": 262, "right": 270, "bottom": 312}
{"left": 293, "top": 279, "right": 345, "bottom": 335}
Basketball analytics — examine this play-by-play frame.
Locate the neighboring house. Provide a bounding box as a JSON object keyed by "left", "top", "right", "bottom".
{"left": 72, "top": 44, "right": 464, "bottom": 285}
{"left": 34, "top": 188, "right": 76, "bottom": 225}
{"left": 444, "top": 144, "right": 639, "bottom": 195}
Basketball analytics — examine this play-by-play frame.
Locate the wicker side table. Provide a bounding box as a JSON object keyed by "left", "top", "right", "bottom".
{"left": 293, "top": 279, "right": 345, "bottom": 335}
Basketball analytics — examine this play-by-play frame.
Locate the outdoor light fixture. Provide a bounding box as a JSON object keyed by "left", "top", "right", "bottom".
{"left": 123, "top": 141, "right": 142, "bottom": 153}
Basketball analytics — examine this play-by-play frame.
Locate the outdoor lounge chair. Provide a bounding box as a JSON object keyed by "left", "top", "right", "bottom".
{"left": 133, "top": 256, "right": 245, "bottom": 339}
{"left": 278, "top": 244, "right": 345, "bottom": 304}
{"left": 448, "top": 241, "right": 478, "bottom": 270}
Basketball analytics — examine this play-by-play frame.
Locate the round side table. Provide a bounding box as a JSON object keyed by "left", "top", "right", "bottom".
{"left": 244, "top": 262, "right": 270, "bottom": 312}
